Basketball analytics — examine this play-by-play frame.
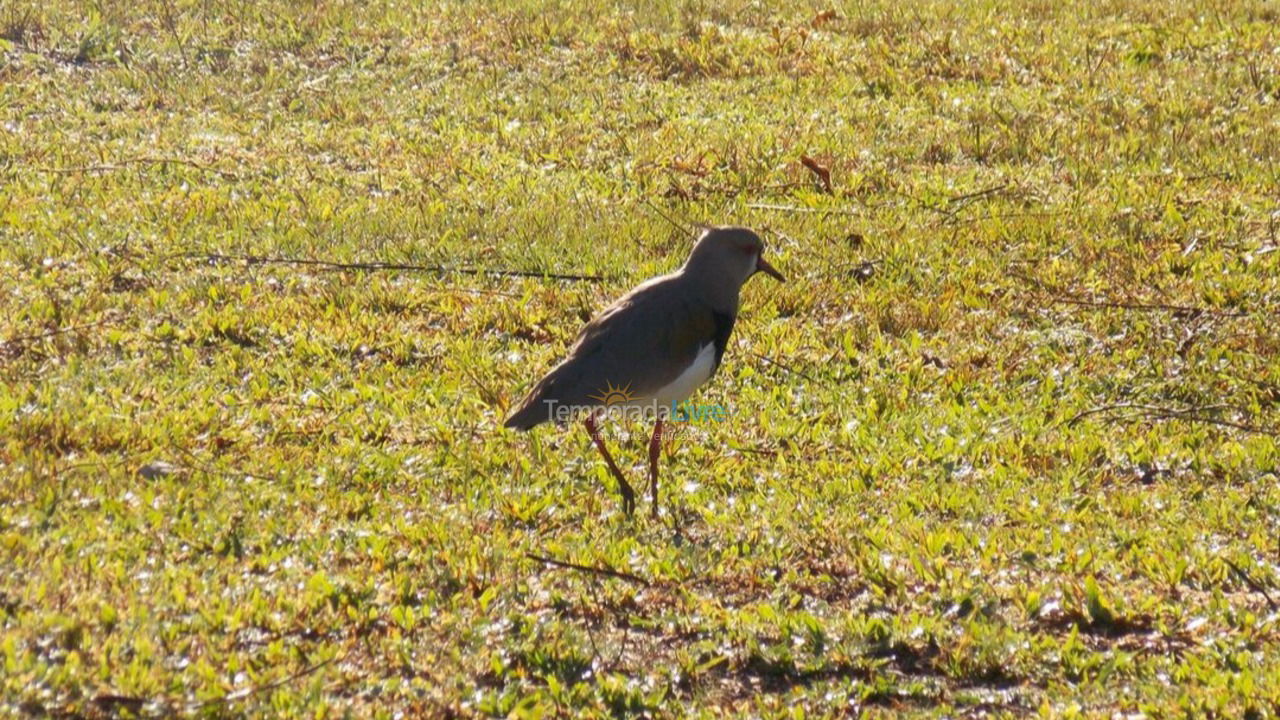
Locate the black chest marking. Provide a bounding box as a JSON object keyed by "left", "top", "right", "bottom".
{"left": 711, "top": 311, "right": 735, "bottom": 371}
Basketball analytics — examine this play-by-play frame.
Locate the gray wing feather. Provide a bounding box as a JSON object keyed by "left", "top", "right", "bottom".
{"left": 504, "top": 276, "right": 723, "bottom": 429}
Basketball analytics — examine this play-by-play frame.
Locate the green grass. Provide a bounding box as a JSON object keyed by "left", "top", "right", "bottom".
{"left": 3, "top": 0, "right": 1280, "bottom": 716}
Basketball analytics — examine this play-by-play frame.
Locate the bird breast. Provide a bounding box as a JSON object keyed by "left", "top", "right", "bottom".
{"left": 651, "top": 342, "right": 717, "bottom": 408}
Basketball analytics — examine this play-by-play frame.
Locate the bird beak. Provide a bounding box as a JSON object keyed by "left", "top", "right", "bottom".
{"left": 756, "top": 255, "right": 785, "bottom": 282}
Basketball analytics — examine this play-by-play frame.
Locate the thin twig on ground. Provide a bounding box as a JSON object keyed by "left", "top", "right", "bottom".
{"left": 170, "top": 444, "right": 275, "bottom": 482}
{"left": 745, "top": 203, "right": 862, "bottom": 216}
{"left": 1048, "top": 296, "right": 1249, "bottom": 317}
{"left": 947, "top": 182, "right": 1009, "bottom": 205}
{"left": 525, "top": 552, "right": 652, "bottom": 587}
{"left": 1222, "top": 558, "right": 1279, "bottom": 611}
{"left": 642, "top": 198, "right": 695, "bottom": 235}
{"left": 188, "top": 653, "right": 342, "bottom": 710}
{"left": 1063, "top": 402, "right": 1277, "bottom": 435}
{"left": 2, "top": 318, "right": 118, "bottom": 348}
{"left": 937, "top": 211, "right": 1065, "bottom": 228}
{"left": 90, "top": 652, "right": 343, "bottom": 716}
{"left": 89, "top": 695, "right": 146, "bottom": 714}
{"left": 1010, "top": 271, "right": 1251, "bottom": 317}
{"left": 729, "top": 444, "right": 779, "bottom": 456}
{"left": 746, "top": 350, "right": 818, "bottom": 384}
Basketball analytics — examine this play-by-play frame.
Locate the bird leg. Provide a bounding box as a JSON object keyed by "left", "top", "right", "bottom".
{"left": 584, "top": 412, "right": 635, "bottom": 515}
{"left": 648, "top": 418, "right": 663, "bottom": 518}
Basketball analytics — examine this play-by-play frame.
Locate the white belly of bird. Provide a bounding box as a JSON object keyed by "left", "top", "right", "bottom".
{"left": 651, "top": 342, "right": 716, "bottom": 408}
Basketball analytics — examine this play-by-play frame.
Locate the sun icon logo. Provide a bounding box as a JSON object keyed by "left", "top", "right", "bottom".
{"left": 588, "top": 381, "right": 636, "bottom": 406}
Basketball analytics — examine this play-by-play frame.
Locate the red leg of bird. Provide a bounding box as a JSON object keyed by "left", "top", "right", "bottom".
{"left": 584, "top": 412, "right": 635, "bottom": 515}
{"left": 648, "top": 418, "right": 663, "bottom": 518}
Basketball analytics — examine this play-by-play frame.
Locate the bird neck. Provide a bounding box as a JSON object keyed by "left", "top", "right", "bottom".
{"left": 678, "top": 267, "right": 741, "bottom": 315}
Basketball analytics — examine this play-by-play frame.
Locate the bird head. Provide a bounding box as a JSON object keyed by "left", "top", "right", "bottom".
{"left": 684, "top": 226, "right": 786, "bottom": 299}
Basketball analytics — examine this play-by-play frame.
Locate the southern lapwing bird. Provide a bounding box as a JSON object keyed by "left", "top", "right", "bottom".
{"left": 504, "top": 226, "right": 785, "bottom": 517}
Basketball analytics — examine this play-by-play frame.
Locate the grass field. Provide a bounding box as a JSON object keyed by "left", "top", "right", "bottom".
{"left": 3, "top": 0, "right": 1280, "bottom": 716}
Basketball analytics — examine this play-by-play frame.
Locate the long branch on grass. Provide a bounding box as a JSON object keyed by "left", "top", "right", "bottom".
{"left": 178, "top": 252, "right": 607, "bottom": 282}
{"left": 1222, "top": 558, "right": 1279, "bottom": 611}
{"left": 1064, "top": 402, "right": 1277, "bottom": 435}
{"left": 1011, "top": 271, "right": 1251, "bottom": 318}
{"left": 525, "top": 552, "right": 651, "bottom": 587}
{"left": 33, "top": 156, "right": 240, "bottom": 180}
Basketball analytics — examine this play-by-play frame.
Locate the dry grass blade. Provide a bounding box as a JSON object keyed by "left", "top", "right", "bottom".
{"left": 799, "top": 155, "right": 833, "bottom": 194}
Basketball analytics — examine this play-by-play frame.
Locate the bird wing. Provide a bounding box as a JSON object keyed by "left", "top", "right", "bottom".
{"left": 504, "top": 276, "right": 733, "bottom": 429}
